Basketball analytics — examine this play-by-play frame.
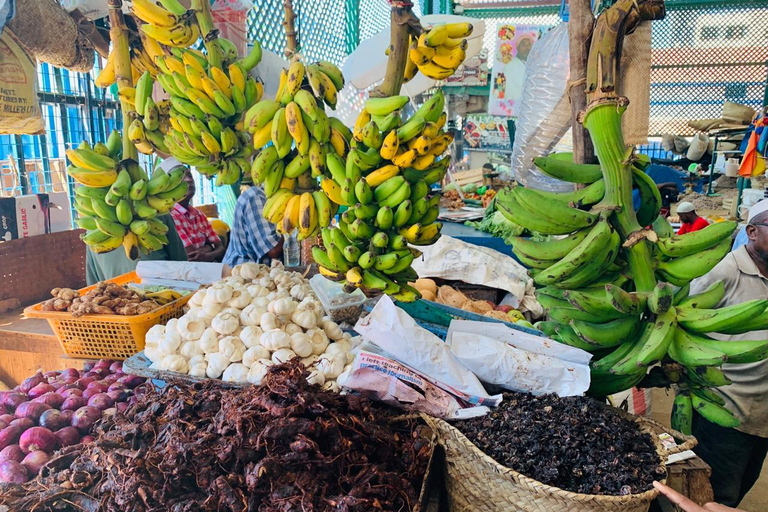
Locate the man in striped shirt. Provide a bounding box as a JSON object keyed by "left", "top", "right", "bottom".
{"left": 170, "top": 166, "right": 226, "bottom": 262}
{"left": 223, "top": 185, "right": 283, "bottom": 266}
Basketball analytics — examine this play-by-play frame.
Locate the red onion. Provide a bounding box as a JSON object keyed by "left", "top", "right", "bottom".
{"left": 109, "top": 361, "right": 123, "bottom": 373}
{"left": 103, "top": 407, "right": 116, "bottom": 417}
{"left": 71, "top": 406, "right": 101, "bottom": 433}
{"left": 0, "top": 392, "right": 8, "bottom": 406}
{"left": 80, "top": 435, "right": 95, "bottom": 444}
{"left": 47, "top": 379, "right": 66, "bottom": 390}
{"left": 82, "top": 388, "right": 103, "bottom": 400}
{"left": 83, "top": 371, "right": 102, "bottom": 379}
{"left": 21, "top": 450, "right": 49, "bottom": 475}
{"left": 82, "top": 362, "right": 95, "bottom": 372}
{"left": 95, "top": 359, "right": 114, "bottom": 369}
{"left": 9, "top": 418, "right": 34, "bottom": 432}
{"left": 0, "top": 460, "right": 28, "bottom": 483}
{"left": 14, "top": 402, "right": 51, "bottom": 422}
{"left": 86, "top": 381, "right": 109, "bottom": 392}
{"left": 59, "top": 368, "right": 80, "bottom": 380}
{"left": 61, "top": 397, "right": 87, "bottom": 411}
{"left": 39, "top": 410, "right": 68, "bottom": 432}
{"left": 19, "top": 373, "right": 45, "bottom": 394}
{"left": 43, "top": 371, "right": 60, "bottom": 380}
{"left": 0, "top": 444, "right": 24, "bottom": 463}
{"left": 87, "top": 393, "right": 113, "bottom": 411}
{"left": 107, "top": 382, "right": 127, "bottom": 392}
{"left": 4, "top": 393, "right": 28, "bottom": 411}
{"left": 74, "top": 377, "right": 95, "bottom": 390}
{"left": 107, "top": 389, "right": 129, "bottom": 403}
{"left": 0, "top": 421, "right": 6, "bottom": 430}
{"left": 102, "top": 374, "right": 120, "bottom": 384}
{"left": 115, "top": 402, "right": 129, "bottom": 414}
{"left": 127, "top": 396, "right": 139, "bottom": 406}
{"left": 60, "top": 410, "right": 74, "bottom": 423}
{"left": 19, "top": 427, "right": 56, "bottom": 453}
{"left": 54, "top": 427, "right": 80, "bottom": 447}
{"left": 33, "top": 393, "right": 65, "bottom": 409}
{"left": 0, "top": 426, "right": 21, "bottom": 450}
{"left": 60, "top": 388, "right": 83, "bottom": 399}
{"left": 59, "top": 375, "right": 79, "bottom": 386}
{"left": 0, "top": 414, "right": 12, "bottom": 424}
{"left": 28, "top": 383, "right": 56, "bottom": 399}
{"left": 118, "top": 375, "right": 145, "bottom": 389}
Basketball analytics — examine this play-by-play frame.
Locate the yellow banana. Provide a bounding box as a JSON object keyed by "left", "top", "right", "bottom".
{"left": 95, "top": 51, "right": 116, "bottom": 88}
{"left": 210, "top": 66, "right": 233, "bottom": 99}
{"left": 132, "top": 0, "right": 178, "bottom": 27}
{"left": 228, "top": 63, "right": 246, "bottom": 94}
{"left": 281, "top": 194, "right": 301, "bottom": 233}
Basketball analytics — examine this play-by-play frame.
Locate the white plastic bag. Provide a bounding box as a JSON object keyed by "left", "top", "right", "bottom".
{"left": 510, "top": 23, "right": 573, "bottom": 192}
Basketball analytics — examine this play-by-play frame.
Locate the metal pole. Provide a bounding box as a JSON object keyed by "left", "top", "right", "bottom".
{"left": 13, "top": 135, "right": 28, "bottom": 195}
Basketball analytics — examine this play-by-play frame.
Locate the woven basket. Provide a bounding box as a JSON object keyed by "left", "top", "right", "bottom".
{"left": 423, "top": 409, "right": 688, "bottom": 512}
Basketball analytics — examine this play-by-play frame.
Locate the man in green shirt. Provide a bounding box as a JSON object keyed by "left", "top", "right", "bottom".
{"left": 86, "top": 214, "right": 187, "bottom": 285}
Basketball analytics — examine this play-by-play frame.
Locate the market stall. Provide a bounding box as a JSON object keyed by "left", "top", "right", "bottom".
{"left": 1, "top": 0, "right": 767, "bottom": 508}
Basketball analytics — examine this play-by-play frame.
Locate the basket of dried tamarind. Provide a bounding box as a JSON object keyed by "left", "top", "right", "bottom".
{"left": 423, "top": 391, "right": 672, "bottom": 512}
{"left": 24, "top": 271, "right": 191, "bottom": 360}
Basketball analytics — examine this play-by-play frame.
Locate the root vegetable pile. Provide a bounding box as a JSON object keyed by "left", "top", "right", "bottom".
{"left": 41, "top": 283, "right": 161, "bottom": 317}
{"left": 455, "top": 392, "right": 665, "bottom": 496}
{"left": 0, "top": 362, "right": 432, "bottom": 512}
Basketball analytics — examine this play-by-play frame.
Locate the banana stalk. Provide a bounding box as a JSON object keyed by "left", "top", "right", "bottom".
{"left": 107, "top": 0, "right": 139, "bottom": 163}
{"left": 191, "top": 0, "right": 222, "bottom": 70}
{"left": 376, "top": 5, "right": 421, "bottom": 97}
{"left": 283, "top": 0, "right": 299, "bottom": 56}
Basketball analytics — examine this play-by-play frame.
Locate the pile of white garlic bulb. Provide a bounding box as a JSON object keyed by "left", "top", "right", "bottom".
{"left": 144, "top": 262, "right": 360, "bottom": 391}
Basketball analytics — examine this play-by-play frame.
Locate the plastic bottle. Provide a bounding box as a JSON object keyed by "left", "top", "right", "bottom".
{"left": 283, "top": 233, "right": 300, "bottom": 267}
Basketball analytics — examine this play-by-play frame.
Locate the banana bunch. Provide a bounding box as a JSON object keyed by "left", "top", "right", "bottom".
{"left": 310, "top": 90, "right": 450, "bottom": 302}
{"left": 245, "top": 57, "right": 348, "bottom": 239}
{"left": 403, "top": 22, "right": 473, "bottom": 82}
{"left": 150, "top": 43, "right": 263, "bottom": 183}
{"left": 119, "top": 70, "right": 173, "bottom": 156}
{"left": 132, "top": 0, "right": 199, "bottom": 49}
{"left": 144, "top": 288, "right": 184, "bottom": 304}
{"left": 68, "top": 134, "right": 187, "bottom": 258}
{"left": 500, "top": 151, "right": 768, "bottom": 431}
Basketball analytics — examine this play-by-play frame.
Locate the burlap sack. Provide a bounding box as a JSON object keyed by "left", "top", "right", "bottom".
{"left": 6, "top": 0, "right": 94, "bottom": 72}
{"left": 0, "top": 30, "right": 45, "bottom": 135}
{"left": 619, "top": 22, "right": 652, "bottom": 146}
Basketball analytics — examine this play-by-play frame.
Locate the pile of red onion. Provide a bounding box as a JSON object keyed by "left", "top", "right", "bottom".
{"left": 0, "top": 360, "right": 147, "bottom": 483}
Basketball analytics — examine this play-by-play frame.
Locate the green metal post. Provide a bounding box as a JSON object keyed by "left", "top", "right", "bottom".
{"left": 344, "top": 0, "right": 360, "bottom": 54}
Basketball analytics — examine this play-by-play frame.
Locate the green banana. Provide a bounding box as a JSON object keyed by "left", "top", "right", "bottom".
{"left": 632, "top": 167, "right": 662, "bottom": 227}
{"left": 691, "top": 393, "right": 739, "bottom": 428}
{"left": 570, "top": 316, "right": 641, "bottom": 348}
{"left": 532, "top": 153, "right": 602, "bottom": 184}
{"left": 511, "top": 228, "right": 591, "bottom": 262}
{"left": 678, "top": 281, "right": 725, "bottom": 309}
{"left": 657, "top": 221, "right": 738, "bottom": 258}
{"left": 677, "top": 298, "right": 768, "bottom": 334}
{"left": 668, "top": 327, "right": 727, "bottom": 367}
{"left": 656, "top": 237, "right": 732, "bottom": 286}
{"left": 671, "top": 391, "right": 693, "bottom": 435}
{"left": 534, "top": 221, "right": 612, "bottom": 286}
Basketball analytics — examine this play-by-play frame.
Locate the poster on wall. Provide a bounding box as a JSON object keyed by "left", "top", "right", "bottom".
{"left": 488, "top": 24, "right": 542, "bottom": 117}
{"left": 445, "top": 50, "right": 489, "bottom": 87}
{"left": 463, "top": 114, "right": 511, "bottom": 152}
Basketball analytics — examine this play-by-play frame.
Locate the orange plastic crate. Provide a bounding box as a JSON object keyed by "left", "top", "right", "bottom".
{"left": 24, "top": 271, "right": 192, "bottom": 360}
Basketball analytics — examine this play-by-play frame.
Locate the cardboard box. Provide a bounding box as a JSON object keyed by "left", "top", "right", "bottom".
{"left": 0, "top": 194, "right": 50, "bottom": 241}
{"left": 47, "top": 193, "right": 72, "bottom": 233}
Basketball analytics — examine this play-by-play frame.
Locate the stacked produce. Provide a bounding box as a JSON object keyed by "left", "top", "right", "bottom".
{"left": 144, "top": 263, "right": 357, "bottom": 390}
{"left": 94, "top": 13, "right": 169, "bottom": 85}
{"left": 498, "top": 0, "right": 768, "bottom": 434}
{"left": 69, "top": 134, "right": 186, "bottom": 257}
{"left": 0, "top": 363, "right": 432, "bottom": 511}
{"left": 40, "top": 283, "right": 163, "bottom": 317}
{"left": 246, "top": 58, "right": 349, "bottom": 239}
{"left": 455, "top": 392, "right": 665, "bottom": 495}
{"left": 0, "top": 361, "right": 146, "bottom": 484}
{"left": 402, "top": 22, "right": 474, "bottom": 81}
{"left": 311, "top": 91, "right": 451, "bottom": 302}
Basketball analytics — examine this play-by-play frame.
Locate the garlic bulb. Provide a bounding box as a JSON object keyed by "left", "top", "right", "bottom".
{"left": 198, "top": 328, "right": 219, "bottom": 353}
{"left": 306, "top": 327, "right": 329, "bottom": 355}
{"left": 188, "top": 288, "right": 206, "bottom": 307}
{"left": 290, "top": 332, "right": 313, "bottom": 358}
{"left": 322, "top": 319, "right": 343, "bottom": 341}
{"left": 306, "top": 369, "right": 325, "bottom": 386}
{"left": 240, "top": 304, "right": 267, "bottom": 327}
{"left": 188, "top": 361, "right": 207, "bottom": 378}
{"left": 178, "top": 315, "right": 206, "bottom": 341}
{"left": 322, "top": 381, "right": 340, "bottom": 393}
{"left": 271, "top": 348, "right": 297, "bottom": 364}
{"left": 290, "top": 284, "right": 308, "bottom": 301}
{"left": 219, "top": 336, "right": 246, "bottom": 362}
{"left": 242, "top": 346, "right": 270, "bottom": 367}
{"left": 145, "top": 324, "right": 165, "bottom": 346}
{"left": 201, "top": 301, "right": 224, "bottom": 319}
{"left": 260, "top": 312, "right": 280, "bottom": 331}
{"left": 161, "top": 354, "right": 188, "bottom": 373}
{"left": 180, "top": 340, "right": 204, "bottom": 359}
{"left": 227, "top": 287, "right": 252, "bottom": 309}
{"left": 188, "top": 354, "right": 206, "bottom": 367}
{"left": 222, "top": 363, "right": 249, "bottom": 383}
{"left": 208, "top": 283, "right": 234, "bottom": 303}
{"left": 165, "top": 318, "right": 179, "bottom": 333}
{"left": 269, "top": 297, "right": 297, "bottom": 317}
{"left": 260, "top": 329, "right": 291, "bottom": 351}
{"left": 317, "top": 355, "right": 345, "bottom": 379}
{"left": 301, "top": 354, "right": 320, "bottom": 366}
{"left": 239, "top": 325, "right": 264, "bottom": 348}
{"left": 283, "top": 323, "right": 302, "bottom": 335}
{"left": 206, "top": 353, "right": 230, "bottom": 379}
{"left": 291, "top": 308, "right": 318, "bottom": 330}
{"left": 160, "top": 330, "right": 183, "bottom": 354}
{"left": 247, "top": 359, "right": 272, "bottom": 384}
{"left": 236, "top": 262, "right": 263, "bottom": 280}
{"left": 211, "top": 311, "right": 239, "bottom": 335}
{"left": 247, "top": 285, "right": 270, "bottom": 299}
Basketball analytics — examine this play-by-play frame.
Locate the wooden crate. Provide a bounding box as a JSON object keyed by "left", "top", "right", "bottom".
{"left": 657, "top": 458, "right": 714, "bottom": 512}
{"left": 447, "top": 168, "right": 484, "bottom": 189}
{"left": 0, "top": 230, "right": 86, "bottom": 313}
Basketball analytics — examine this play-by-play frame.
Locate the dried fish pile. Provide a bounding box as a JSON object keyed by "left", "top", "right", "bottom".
{"left": 455, "top": 392, "right": 665, "bottom": 496}
{"left": 0, "top": 362, "right": 432, "bottom": 512}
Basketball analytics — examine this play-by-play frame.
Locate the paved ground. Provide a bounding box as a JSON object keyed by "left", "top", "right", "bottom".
{"left": 651, "top": 389, "right": 768, "bottom": 511}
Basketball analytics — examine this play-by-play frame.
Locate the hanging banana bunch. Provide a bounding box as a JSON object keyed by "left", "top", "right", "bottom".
{"left": 310, "top": 90, "right": 451, "bottom": 302}
{"left": 397, "top": 22, "right": 473, "bottom": 82}
{"left": 498, "top": 0, "right": 768, "bottom": 435}
{"left": 245, "top": 57, "right": 350, "bottom": 241}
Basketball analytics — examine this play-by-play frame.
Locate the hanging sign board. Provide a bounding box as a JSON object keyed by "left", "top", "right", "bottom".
{"left": 488, "top": 24, "right": 542, "bottom": 117}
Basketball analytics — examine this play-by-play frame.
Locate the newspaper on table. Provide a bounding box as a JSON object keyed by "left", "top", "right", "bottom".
{"left": 409, "top": 235, "right": 538, "bottom": 311}
{"left": 446, "top": 320, "right": 592, "bottom": 397}
{"left": 351, "top": 296, "right": 501, "bottom": 418}
{"left": 135, "top": 261, "right": 226, "bottom": 289}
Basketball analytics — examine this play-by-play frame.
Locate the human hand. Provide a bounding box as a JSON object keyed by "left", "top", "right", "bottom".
{"left": 653, "top": 482, "right": 742, "bottom": 512}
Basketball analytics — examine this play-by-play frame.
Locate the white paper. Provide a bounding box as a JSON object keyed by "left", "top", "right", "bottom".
{"left": 355, "top": 296, "right": 502, "bottom": 406}
{"left": 409, "top": 235, "right": 535, "bottom": 307}
{"left": 446, "top": 320, "right": 592, "bottom": 397}
{"left": 136, "top": 261, "right": 225, "bottom": 286}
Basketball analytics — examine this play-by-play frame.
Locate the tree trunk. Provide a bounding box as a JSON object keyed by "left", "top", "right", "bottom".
{"left": 568, "top": 0, "right": 595, "bottom": 165}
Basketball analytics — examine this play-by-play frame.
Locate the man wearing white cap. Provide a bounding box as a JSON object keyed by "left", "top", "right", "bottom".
{"left": 733, "top": 199, "right": 768, "bottom": 252}
{"left": 676, "top": 201, "right": 709, "bottom": 235}
{"left": 687, "top": 200, "right": 768, "bottom": 507}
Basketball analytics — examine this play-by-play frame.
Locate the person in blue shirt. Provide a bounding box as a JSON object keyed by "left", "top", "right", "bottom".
{"left": 223, "top": 186, "right": 283, "bottom": 266}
